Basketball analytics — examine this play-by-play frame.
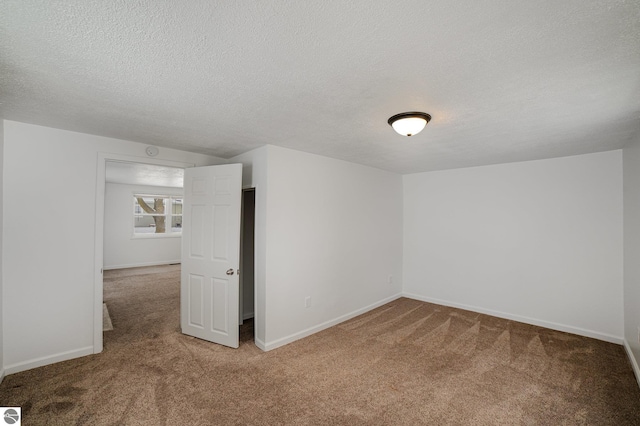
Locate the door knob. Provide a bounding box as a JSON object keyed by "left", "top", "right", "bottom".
{"left": 226, "top": 269, "right": 235, "bottom": 276}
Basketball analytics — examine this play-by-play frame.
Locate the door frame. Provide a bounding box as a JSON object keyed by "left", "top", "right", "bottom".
{"left": 93, "top": 152, "right": 195, "bottom": 353}
{"left": 239, "top": 187, "right": 256, "bottom": 325}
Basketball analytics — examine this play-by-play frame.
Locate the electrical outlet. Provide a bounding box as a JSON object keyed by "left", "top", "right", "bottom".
{"left": 305, "top": 296, "right": 311, "bottom": 308}
{"left": 387, "top": 275, "right": 393, "bottom": 285}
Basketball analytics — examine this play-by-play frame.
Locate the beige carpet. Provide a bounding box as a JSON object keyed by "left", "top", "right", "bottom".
{"left": 1, "top": 266, "right": 639, "bottom": 425}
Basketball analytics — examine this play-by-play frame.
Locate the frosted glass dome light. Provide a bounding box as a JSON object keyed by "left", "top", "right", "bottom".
{"left": 388, "top": 112, "right": 432, "bottom": 137}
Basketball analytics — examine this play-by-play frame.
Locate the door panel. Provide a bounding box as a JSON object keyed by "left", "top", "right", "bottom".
{"left": 212, "top": 278, "right": 229, "bottom": 332}
{"left": 188, "top": 274, "right": 205, "bottom": 328}
{"left": 181, "top": 163, "right": 242, "bottom": 348}
{"left": 189, "top": 206, "right": 206, "bottom": 258}
{"left": 212, "top": 205, "right": 230, "bottom": 260}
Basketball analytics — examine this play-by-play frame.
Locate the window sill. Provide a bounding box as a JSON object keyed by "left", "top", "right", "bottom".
{"left": 132, "top": 233, "right": 182, "bottom": 240}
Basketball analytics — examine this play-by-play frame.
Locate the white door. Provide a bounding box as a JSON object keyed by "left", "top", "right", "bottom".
{"left": 181, "top": 163, "right": 242, "bottom": 348}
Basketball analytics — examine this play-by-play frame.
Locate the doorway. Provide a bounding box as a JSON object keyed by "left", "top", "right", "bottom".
{"left": 103, "top": 161, "right": 185, "bottom": 270}
{"left": 101, "top": 160, "right": 186, "bottom": 347}
{"left": 94, "top": 155, "right": 256, "bottom": 353}
{"left": 240, "top": 188, "right": 256, "bottom": 324}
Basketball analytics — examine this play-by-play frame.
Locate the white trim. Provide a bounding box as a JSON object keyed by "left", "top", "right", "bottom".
{"left": 103, "top": 260, "right": 182, "bottom": 271}
{"left": 4, "top": 346, "right": 94, "bottom": 375}
{"left": 254, "top": 337, "right": 266, "bottom": 351}
{"left": 261, "top": 293, "right": 403, "bottom": 351}
{"left": 94, "top": 155, "right": 106, "bottom": 354}
{"left": 0, "top": 369, "right": 5, "bottom": 384}
{"left": 132, "top": 193, "right": 183, "bottom": 238}
{"left": 131, "top": 233, "right": 182, "bottom": 240}
{"left": 95, "top": 153, "right": 195, "bottom": 355}
{"left": 624, "top": 340, "right": 640, "bottom": 390}
{"left": 403, "top": 293, "right": 623, "bottom": 344}
{"left": 243, "top": 312, "right": 255, "bottom": 321}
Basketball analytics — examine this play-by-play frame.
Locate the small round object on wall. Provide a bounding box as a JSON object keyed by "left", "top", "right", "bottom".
{"left": 145, "top": 146, "right": 159, "bottom": 157}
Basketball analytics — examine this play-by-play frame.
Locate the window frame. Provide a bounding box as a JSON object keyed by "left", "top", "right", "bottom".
{"left": 132, "top": 193, "right": 183, "bottom": 239}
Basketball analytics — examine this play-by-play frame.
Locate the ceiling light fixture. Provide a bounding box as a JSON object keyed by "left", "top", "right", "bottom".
{"left": 388, "top": 112, "right": 432, "bottom": 137}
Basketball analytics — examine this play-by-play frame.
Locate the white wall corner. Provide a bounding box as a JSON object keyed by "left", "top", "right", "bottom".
{"left": 254, "top": 337, "right": 267, "bottom": 352}
{"left": 624, "top": 339, "right": 640, "bottom": 390}
{"left": 262, "top": 293, "right": 403, "bottom": 351}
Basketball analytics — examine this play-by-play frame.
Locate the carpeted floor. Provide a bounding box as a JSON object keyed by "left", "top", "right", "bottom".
{"left": 1, "top": 265, "right": 639, "bottom": 425}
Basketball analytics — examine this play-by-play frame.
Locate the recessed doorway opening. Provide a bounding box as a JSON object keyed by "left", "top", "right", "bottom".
{"left": 95, "top": 157, "right": 256, "bottom": 353}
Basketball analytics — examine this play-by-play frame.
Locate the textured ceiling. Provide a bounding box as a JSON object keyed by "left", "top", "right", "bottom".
{"left": 106, "top": 161, "right": 184, "bottom": 188}
{"left": 1, "top": 1, "right": 639, "bottom": 174}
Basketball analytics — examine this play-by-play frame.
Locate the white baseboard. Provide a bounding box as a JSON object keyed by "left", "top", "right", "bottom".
{"left": 103, "top": 260, "right": 181, "bottom": 271}
{"left": 402, "top": 293, "right": 623, "bottom": 344}
{"left": 4, "top": 346, "right": 94, "bottom": 375}
{"left": 243, "top": 312, "right": 254, "bottom": 321}
{"left": 262, "top": 293, "right": 403, "bottom": 352}
{"left": 254, "top": 337, "right": 267, "bottom": 351}
{"left": 624, "top": 339, "right": 640, "bottom": 390}
{"left": 0, "top": 368, "right": 5, "bottom": 384}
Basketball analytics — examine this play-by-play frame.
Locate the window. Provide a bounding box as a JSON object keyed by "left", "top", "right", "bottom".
{"left": 133, "top": 194, "right": 182, "bottom": 236}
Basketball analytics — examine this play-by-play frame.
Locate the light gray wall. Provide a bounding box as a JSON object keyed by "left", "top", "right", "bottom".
{"left": 0, "top": 120, "right": 4, "bottom": 381}
{"left": 2, "top": 121, "right": 223, "bottom": 373}
{"left": 262, "top": 145, "right": 403, "bottom": 349}
{"left": 623, "top": 132, "right": 640, "bottom": 385}
{"left": 104, "top": 183, "right": 183, "bottom": 269}
{"left": 232, "top": 145, "right": 404, "bottom": 350}
{"left": 403, "top": 150, "right": 624, "bottom": 342}
{"left": 2, "top": 119, "right": 634, "bottom": 377}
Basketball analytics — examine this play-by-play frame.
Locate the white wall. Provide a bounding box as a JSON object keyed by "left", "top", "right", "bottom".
{"left": 623, "top": 133, "right": 640, "bottom": 385}
{"left": 104, "top": 183, "right": 183, "bottom": 269}
{"left": 4, "top": 119, "right": 630, "bottom": 375}
{"left": 403, "top": 151, "right": 624, "bottom": 342}
{"left": 2, "top": 121, "right": 223, "bottom": 373}
{"left": 262, "top": 145, "right": 403, "bottom": 349}
{"left": 231, "top": 145, "right": 404, "bottom": 350}
{"left": 0, "top": 120, "right": 4, "bottom": 381}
